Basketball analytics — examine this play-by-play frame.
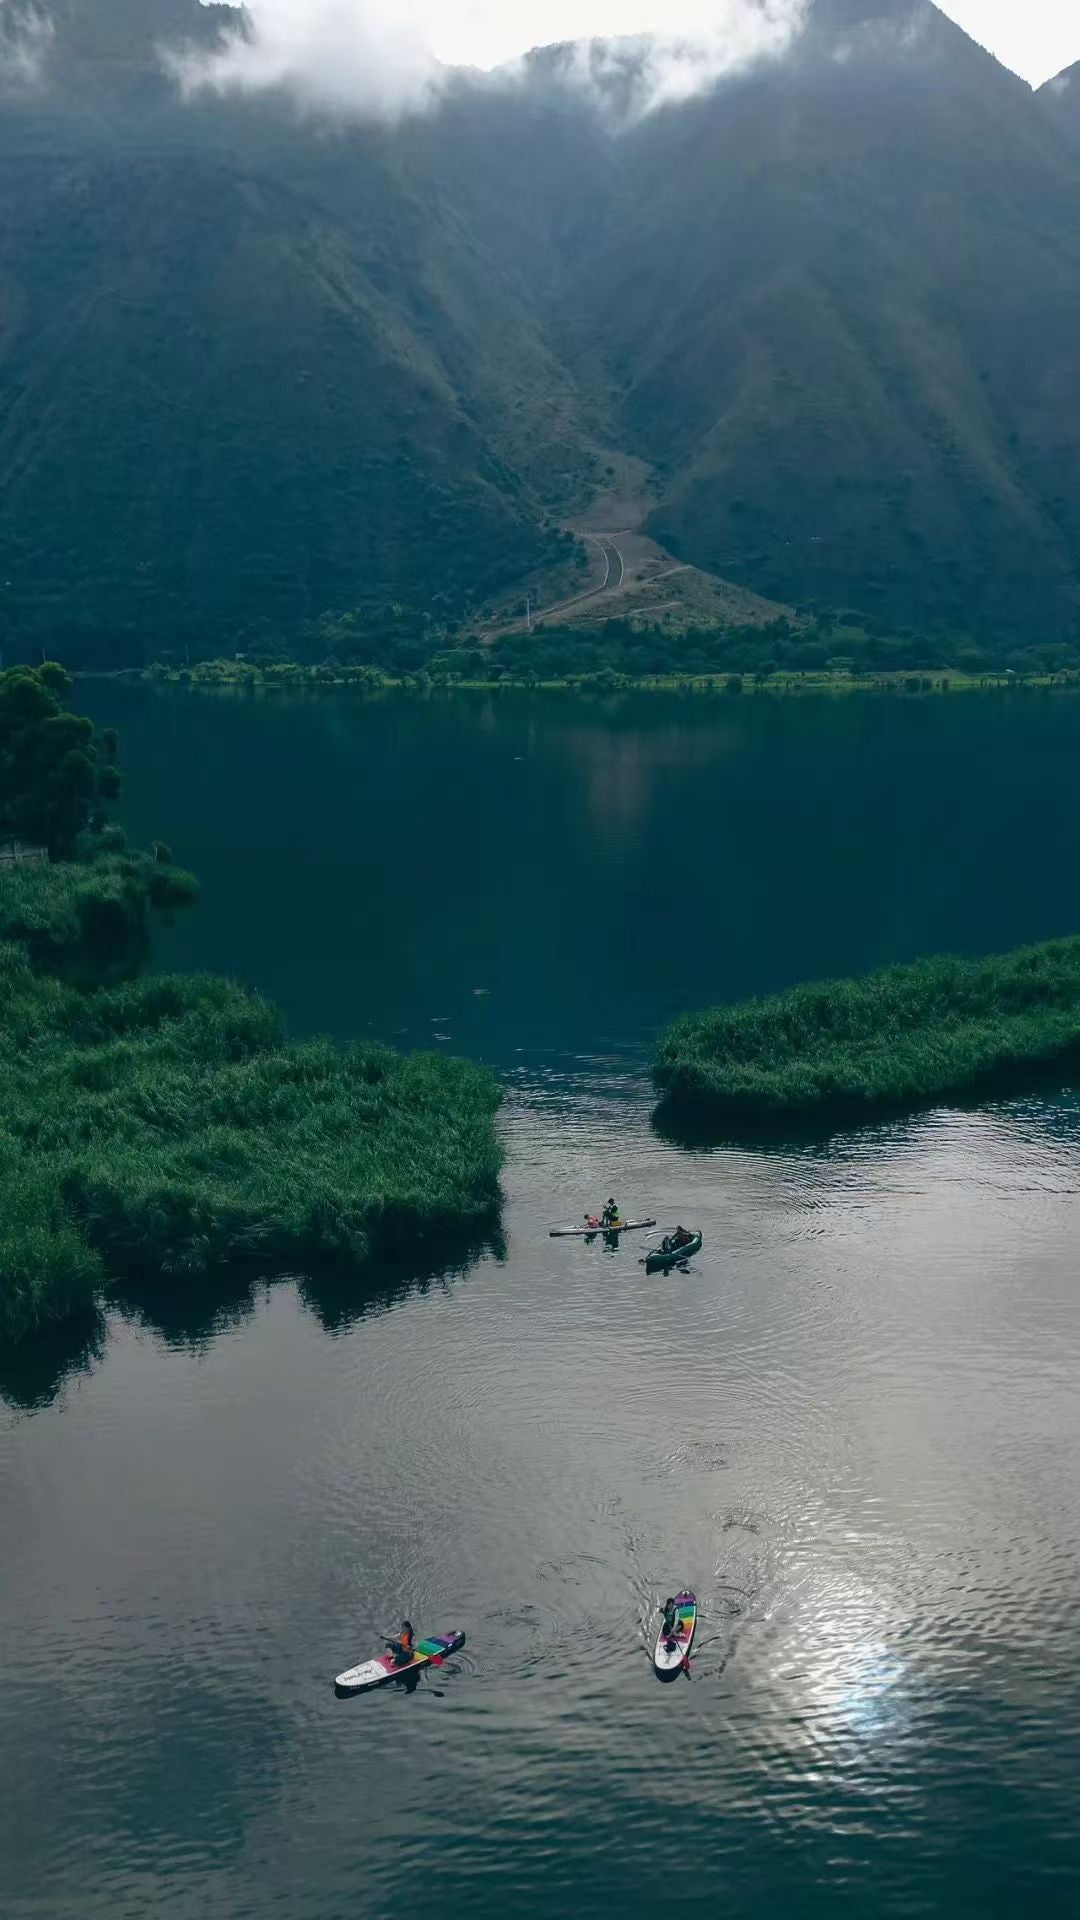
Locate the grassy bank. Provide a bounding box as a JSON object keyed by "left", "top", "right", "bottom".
{"left": 0, "top": 842, "right": 199, "bottom": 984}
{"left": 0, "top": 942, "right": 502, "bottom": 1343}
{"left": 0, "top": 669, "right": 504, "bottom": 1347}
{"left": 654, "top": 940, "right": 1080, "bottom": 1126}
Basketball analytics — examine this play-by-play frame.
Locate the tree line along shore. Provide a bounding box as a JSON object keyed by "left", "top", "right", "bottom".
{"left": 99, "top": 659, "right": 1080, "bottom": 699}
{"left": 77, "top": 597, "right": 1080, "bottom": 694}
{"left": 0, "top": 664, "right": 503, "bottom": 1347}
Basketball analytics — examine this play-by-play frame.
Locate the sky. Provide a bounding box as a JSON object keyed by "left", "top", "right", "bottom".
{"left": 421, "top": 3, "right": 1076, "bottom": 87}
{"left": 911, "top": 3, "right": 1078, "bottom": 84}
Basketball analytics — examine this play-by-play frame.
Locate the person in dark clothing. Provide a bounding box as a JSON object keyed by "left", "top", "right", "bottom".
{"left": 660, "top": 1598, "right": 679, "bottom": 1651}
{"left": 601, "top": 1197, "right": 620, "bottom": 1228}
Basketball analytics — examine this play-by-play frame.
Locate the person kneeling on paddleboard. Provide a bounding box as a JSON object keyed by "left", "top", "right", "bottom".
{"left": 660, "top": 1597, "right": 679, "bottom": 1651}
{"left": 387, "top": 1620, "right": 416, "bottom": 1666}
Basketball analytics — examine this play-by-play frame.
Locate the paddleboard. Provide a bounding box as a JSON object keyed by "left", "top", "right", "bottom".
{"left": 653, "top": 1591, "right": 696, "bottom": 1677}
{"left": 335, "top": 1630, "right": 465, "bottom": 1696}
{"left": 549, "top": 1218, "right": 657, "bottom": 1237}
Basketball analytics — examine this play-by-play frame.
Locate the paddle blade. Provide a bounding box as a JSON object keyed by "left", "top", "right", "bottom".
{"left": 430, "top": 1654, "right": 444, "bottom": 1667}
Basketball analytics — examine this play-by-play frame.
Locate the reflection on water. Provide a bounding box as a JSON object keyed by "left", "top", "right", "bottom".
{"left": 0, "top": 1304, "right": 107, "bottom": 1413}
{"left": 105, "top": 1225, "right": 507, "bottom": 1351}
{"left": 4, "top": 1065, "right": 1079, "bottom": 1917}
{"left": 5, "top": 690, "right": 1080, "bottom": 1916}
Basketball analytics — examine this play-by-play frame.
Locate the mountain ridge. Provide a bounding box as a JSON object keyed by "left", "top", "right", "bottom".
{"left": 2, "top": 0, "right": 1080, "bottom": 660}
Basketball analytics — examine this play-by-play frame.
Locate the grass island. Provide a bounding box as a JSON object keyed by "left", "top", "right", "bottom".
{"left": 654, "top": 940, "right": 1080, "bottom": 1128}
{"left": 0, "top": 665, "right": 503, "bottom": 1345}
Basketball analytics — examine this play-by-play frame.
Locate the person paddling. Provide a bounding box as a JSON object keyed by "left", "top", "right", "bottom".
{"left": 602, "top": 1197, "right": 620, "bottom": 1228}
{"left": 660, "top": 1597, "right": 679, "bottom": 1651}
{"left": 387, "top": 1620, "right": 416, "bottom": 1666}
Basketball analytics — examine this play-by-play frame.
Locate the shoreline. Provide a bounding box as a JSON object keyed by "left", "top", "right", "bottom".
{"left": 83, "top": 665, "right": 1080, "bottom": 698}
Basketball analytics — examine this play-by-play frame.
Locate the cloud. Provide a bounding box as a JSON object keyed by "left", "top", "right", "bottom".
{"left": 170, "top": 1, "right": 807, "bottom": 123}
{"left": 831, "top": 2, "right": 930, "bottom": 68}
{"left": 170, "top": 1, "right": 441, "bottom": 121}
{"left": 532, "top": 4, "right": 810, "bottom": 119}
{"left": 0, "top": 1, "right": 53, "bottom": 89}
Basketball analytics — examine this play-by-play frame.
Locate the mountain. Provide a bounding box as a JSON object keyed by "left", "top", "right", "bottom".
{"left": 579, "top": 0, "right": 1080, "bottom": 642}
{"left": 1040, "top": 62, "right": 1080, "bottom": 140}
{"left": 0, "top": 2, "right": 597, "bottom": 660}
{"left": 3, "top": 0, "right": 1080, "bottom": 662}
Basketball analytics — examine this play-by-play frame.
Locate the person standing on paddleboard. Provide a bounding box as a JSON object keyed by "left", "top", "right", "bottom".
{"left": 660, "top": 1598, "right": 678, "bottom": 1651}
{"left": 602, "top": 1197, "right": 620, "bottom": 1228}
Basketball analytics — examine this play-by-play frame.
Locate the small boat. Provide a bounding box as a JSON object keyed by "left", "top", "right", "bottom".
{"left": 653, "top": 1591, "right": 697, "bottom": 1677}
{"left": 549, "top": 1217, "right": 656, "bottom": 1238}
{"left": 644, "top": 1231, "right": 703, "bottom": 1273}
{"left": 334, "top": 1629, "right": 465, "bottom": 1696}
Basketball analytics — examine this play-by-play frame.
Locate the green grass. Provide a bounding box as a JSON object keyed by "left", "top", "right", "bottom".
{"left": 109, "top": 662, "right": 1080, "bottom": 700}
{"left": 0, "top": 847, "right": 199, "bottom": 985}
{"left": 654, "top": 940, "right": 1080, "bottom": 1126}
{"left": 0, "top": 945, "right": 502, "bottom": 1344}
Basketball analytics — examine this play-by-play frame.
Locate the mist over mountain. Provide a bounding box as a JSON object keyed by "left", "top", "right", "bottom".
{"left": 2, "top": 0, "right": 1080, "bottom": 661}
{"left": 1040, "top": 60, "right": 1080, "bottom": 131}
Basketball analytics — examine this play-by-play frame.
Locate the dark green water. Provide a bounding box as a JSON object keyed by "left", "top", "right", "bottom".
{"left": 3, "top": 688, "right": 1080, "bottom": 1918}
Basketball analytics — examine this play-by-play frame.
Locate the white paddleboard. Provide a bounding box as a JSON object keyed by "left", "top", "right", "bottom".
{"left": 335, "top": 1630, "right": 465, "bottom": 1695}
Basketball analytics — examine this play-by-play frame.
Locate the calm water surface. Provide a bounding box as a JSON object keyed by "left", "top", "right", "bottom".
{"left": 3, "top": 689, "right": 1080, "bottom": 1918}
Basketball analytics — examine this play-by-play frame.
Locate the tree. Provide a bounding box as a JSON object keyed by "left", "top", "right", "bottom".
{"left": 0, "top": 666, "right": 121, "bottom": 856}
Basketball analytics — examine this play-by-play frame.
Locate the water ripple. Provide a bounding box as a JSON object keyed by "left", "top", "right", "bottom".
{"left": 3, "top": 1071, "right": 1080, "bottom": 1915}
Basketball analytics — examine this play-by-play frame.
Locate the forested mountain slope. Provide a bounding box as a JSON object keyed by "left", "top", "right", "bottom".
{"left": 0, "top": 1, "right": 596, "bottom": 659}
{"left": 2, "top": 0, "right": 1080, "bottom": 660}
{"left": 1039, "top": 62, "right": 1080, "bottom": 143}
{"left": 579, "top": 0, "right": 1080, "bottom": 642}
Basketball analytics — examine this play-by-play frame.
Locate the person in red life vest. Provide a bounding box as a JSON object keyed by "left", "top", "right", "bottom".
{"left": 387, "top": 1621, "right": 416, "bottom": 1666}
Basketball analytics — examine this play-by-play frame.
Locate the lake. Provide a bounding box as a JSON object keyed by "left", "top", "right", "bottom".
{"left": 3, "top": 686, "right": 1080, "bottom": 1918}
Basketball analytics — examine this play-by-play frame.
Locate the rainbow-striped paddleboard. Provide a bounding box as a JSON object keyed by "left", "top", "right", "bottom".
{"left": 653, "top": 1591, "right": 696, "bottom": 1676}
{"left": 335, "top": 1630, "right": 465, "bottom": 1696}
